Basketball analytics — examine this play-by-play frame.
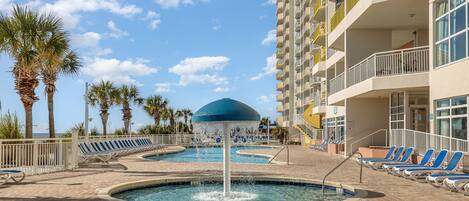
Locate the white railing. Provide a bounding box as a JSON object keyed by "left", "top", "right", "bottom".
{"left": 349, "top": 129, "right": 388, "bottom": 154}
{"left": 390, "top": 129, "right": 468, "bottom": 155}
{"left": 0, "top": 138, "right": 73, "bottom": 175}
{"left": 328, "top": 72, "right": 344, "bottom": 95}
{"left": 347, "top": 46, "right": 429, "bottom": 87}
{"left": 313, "top": 92, "right": 326, "bottom": 106}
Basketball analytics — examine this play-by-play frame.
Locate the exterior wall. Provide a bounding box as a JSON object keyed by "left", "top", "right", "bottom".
{"left": 346, "top": 29, "right": 392, "bottom": 67}
{"left": 345, "top": 98, "right": 389, "bottom": 155}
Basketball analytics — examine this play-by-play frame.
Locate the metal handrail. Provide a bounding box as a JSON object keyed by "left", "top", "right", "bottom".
{"left": 322, "top": 151, "right": 363, "bottom": 194}
{"left": 268, "top": 145, "right": 289, "bottom": 165}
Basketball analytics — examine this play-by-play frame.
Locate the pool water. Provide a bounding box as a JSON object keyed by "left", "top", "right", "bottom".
{"left": 145, "top": 146, "right": 272, "bottom": 164}
{"left": 113, "top": 181, "right": 354, "bottom": 201}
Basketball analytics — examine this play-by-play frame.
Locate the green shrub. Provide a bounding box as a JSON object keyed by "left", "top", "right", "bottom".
{"left": 0, "top": 112, "right": 23, "bottom": 139}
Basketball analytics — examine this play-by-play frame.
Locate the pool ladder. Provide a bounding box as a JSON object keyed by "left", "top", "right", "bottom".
{"left": 322, "top": 151, "right": 363, "bottom": 195}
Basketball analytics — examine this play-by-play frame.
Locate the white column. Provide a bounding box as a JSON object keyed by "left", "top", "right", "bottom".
{"left": 223, "top": 122, "right": 231, "bottom": 197}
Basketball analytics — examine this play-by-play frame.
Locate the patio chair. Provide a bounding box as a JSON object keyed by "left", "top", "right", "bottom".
{"left": 392, "top": 149, "right": 448, "bottom": 176}
{"left": 364, "top": 146, "right": 404, "bottom": 167}
{"left": 358, "top": 145, "right": 396, "bottom": 164}
{"left": 383, "top": 148, "right": 434, "bottom": 173}
{"left": 368, "top": 147, "right": 414, "bottom": 170}
{"left": 0, "top": 170, "right": 25, "bottom": 184}
{"left": 403, "top": 151, "right": 463, "bottom": 180}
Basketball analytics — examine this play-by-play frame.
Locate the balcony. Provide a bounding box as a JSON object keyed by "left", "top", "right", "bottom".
{"left": 303, "top": 7, "right": 311, "bottom": 21}
{"left": 277, "top": 81, "right": 284, "bottom": 91}
{"left": 285, "top": 89, "right": 290, "bottom": 98}
{"left": 277, "top": 93, "right": 284, "bottom": 101}
{"left": 276, "top": 60, "right": 284, "bottom": 70}
{"left": 276, "top": 50, "right": 283, "bottom": 59}
{"left": 277, "top": 13, "right": 284, "bottom": 25}
{"left": 312, "top": 47, "right": 326, "bottom": 76}
{"left": 328, "top": 72, "right": 345, "bottom": 95}
{"left": 277, "top": 104, "right": 284, "bottom": 112}
{"left": 312, "top": 23, "right": 325, "bottom": 45}
{"left": 277, "top": 36, "right": 284, "bottom": 48}
{"left": 277, "top": 3, "right": 284, "bottom": 14}
{"left": 277, "top": 25, "right": 284, "bottom": 36}
{"left": 276, "top": 71, "right": 283, "bottom": 80}
{"left": 330, "top": 0, "right": 360, "bottom": 32}
{"left": 346, "top": 46, "right": 429, "bottom": 87}
{"left": 313, "top": 0, "right": 326, "bottom": 21}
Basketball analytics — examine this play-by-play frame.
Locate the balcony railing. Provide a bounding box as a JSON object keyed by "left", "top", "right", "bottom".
{"left": 330, "top": 0, "right": 360, "bottom": 32}
{"left": 328, "top": 72, "right": 345, "bottom": 95}
{"left": 276, "top": 71, "right": 283, "bottom": 80}
{"left": 390, "top": 129, "right": 468, "bottom": 156}
{"left": 313, "top": 0, "right": 326, "bottom": 17}
{"left": 313, "top": 93, "right": 326, "bottom": 107}
{"left": 312, "top": 23, "right": 325, "bottom": 43}
{"left": 346, "top": 46, "right": 429, "bottom": 87}
{"left": 313, "top": 46, "right": 326, "bottom": 65}
{"left": 277, "top": 82, "right": 284, "bottom": 90}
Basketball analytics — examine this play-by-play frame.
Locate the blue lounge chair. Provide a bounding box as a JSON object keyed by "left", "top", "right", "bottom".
{"left": 383, "top": 148, "right": 434, "bottom": 173}
{"left": 365, "top": 146, "right": 404, "bottom": 167}
{"left": 403, "top": 151, "right": 464, "bottom": 180}
{"left": 368, "top": 147, "right": 414, "bottom": 169}
{"left": 0, "top": 170, "right": 25, "bottom": 184}
{"left": 357, "top": 146, "right": 396, "bottom": 163}
{"left": 392, "top": 149, "right": 448, "bottom": 175}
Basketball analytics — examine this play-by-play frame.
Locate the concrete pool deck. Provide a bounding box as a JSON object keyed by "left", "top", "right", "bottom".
{"left": 0, "top": 145, "right": 465, "bottom": 200}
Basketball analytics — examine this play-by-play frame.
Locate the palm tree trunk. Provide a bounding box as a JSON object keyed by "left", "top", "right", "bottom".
{"left": 124, "top": 118, "right": 130, "bottom": 135}
{"left": 47, "top": 90, "right": 55, "bottom": 138}
{"left": 24, "top": 104, "right": 33, "bottom": 139}
{"left": 100, "top": 112, "right": 108, "bottom": 136}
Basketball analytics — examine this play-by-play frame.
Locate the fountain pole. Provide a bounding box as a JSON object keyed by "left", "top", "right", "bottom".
{"left": 223, "top": 122, "right": 231, "bottom": 197}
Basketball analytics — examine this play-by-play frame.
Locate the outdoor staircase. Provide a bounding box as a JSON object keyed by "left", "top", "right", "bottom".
{"left": 294, "top": 103, "right": 323, "bottom": 147}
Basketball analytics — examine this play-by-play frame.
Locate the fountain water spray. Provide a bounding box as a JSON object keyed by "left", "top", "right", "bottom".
{"left": 192, "top": 98, "right": 260, "bottom": 198}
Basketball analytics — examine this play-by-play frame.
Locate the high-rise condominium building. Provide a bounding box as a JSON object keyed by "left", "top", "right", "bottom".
{"left": 276, "top": 0, "right": 469, "bottom": 156}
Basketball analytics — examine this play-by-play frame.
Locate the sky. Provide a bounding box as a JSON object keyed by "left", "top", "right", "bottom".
{"left": 0, "top": 0, "right": 278, "bottom": 133}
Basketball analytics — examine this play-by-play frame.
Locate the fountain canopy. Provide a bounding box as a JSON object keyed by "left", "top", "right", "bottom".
{"left": 192, "top": 98, "right": 260, "bottom": 123}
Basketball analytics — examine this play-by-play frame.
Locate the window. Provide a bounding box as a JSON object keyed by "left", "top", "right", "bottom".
{"left": 435, "top": 96, "right": 468, "bottom": 140}
{"left": 390, "top": 92, "right": 405, "bottom": 129}
{"left": 326, "top": 116, "right": 345, "bottom": 144}
{"left": 434, "top": 0, "right": 469, "bottom": 67}
{"left": 450, "top": 33, "right": 466, "bottom": 61}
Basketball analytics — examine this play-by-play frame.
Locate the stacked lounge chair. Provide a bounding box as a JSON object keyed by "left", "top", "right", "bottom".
{"left": 78, "top": 137, "right": 163, "bottom": 163}
{"left": 368, "top": 147, "right": 414, "bottom": 170}
{"left": 383, "top": 148, "right": 434, "bottom": 174}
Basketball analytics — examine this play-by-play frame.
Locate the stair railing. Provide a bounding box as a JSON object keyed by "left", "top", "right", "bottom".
{"left": 322, "top": 151, "right": 363, "bottom": 194}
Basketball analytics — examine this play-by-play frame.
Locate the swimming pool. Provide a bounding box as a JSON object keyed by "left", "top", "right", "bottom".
{"left": 112, "top": 180, "right": 354, "bottom": 201}
{"left": 144, "top": 146, "right": 272, "bottom": 164}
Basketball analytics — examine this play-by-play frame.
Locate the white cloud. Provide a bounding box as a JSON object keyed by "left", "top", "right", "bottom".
{"left": 155, "top": 83, "right": 172, "bottom": 93}
{"left": 82, "top": 57, "right": 157, "bottom": 86}
{"left": 71, "top": 32, "right": 102, "bottom": 48}
{"left": 107, "top": 21, "right": 128, "bottom": 39}
{"left": 258, "top": 95, "right": 270, "bottom": 103}
{"left": 264, "top": 0, "right": 276, "bottom": 5}
{"left": 212, "top": 25, "right": 220, "bottom": 31}
{"left": 169, "top": 56, "right": 230, "bottom": 86}
{"left": 154, "top": 0, "right": 208, "bottom": 9}
{"left": 213, "top": 87, "right": 229, "bottom": 93}
{"left": 71, "top": 32, "right": 112, "bottom": 56}
{"left": 145, "top": 11, "right": 161, "bottom": 30}
{"left": 261, "top": 29, "right": 277, "bottom": 46}
{"left": 38, "top": 0, "right": 143, "bottom": 29}
{"left": 251, "top": 53, "right": 277, "bottom": 80}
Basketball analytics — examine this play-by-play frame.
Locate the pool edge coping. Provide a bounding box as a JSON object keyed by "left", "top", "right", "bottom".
{"left": 96, "top": 176, "right": 369, "bottom": 201}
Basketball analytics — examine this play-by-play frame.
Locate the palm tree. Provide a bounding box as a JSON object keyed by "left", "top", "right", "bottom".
{"left": 115, "top": 85, "right": 142, "bottom": 135}
{"left": 175, "top": 109, "right": 184, "bottom": 133}
{"left": 272, "top": 127, "right": 288, "bottom": 144}
{"left": 167, "top": 108, "right": 176, "bottom": 131}
{"left": 260, "top": 117, "right": 269, "bottom": 133}
{"left": 181, "top": 109, "right": 192, "bottom": 132}
{"left": 143, "top": 95, "right": 168, "bottom": 126}
{"left": 42, "top": 49, "right": 81, "bottom": 138}
{"left": 0, "top": 6, "right": 65, "bottom": 138}
{"left": 87, "top": 81, "right": 117, "bottom": 136}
